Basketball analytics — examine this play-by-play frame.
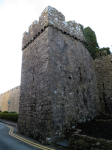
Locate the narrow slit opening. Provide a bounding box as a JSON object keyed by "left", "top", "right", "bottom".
{"left": 69, "top": 76, "right": 72, "bottom": 81}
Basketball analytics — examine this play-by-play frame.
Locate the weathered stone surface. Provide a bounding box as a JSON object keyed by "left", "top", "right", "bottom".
{"left": 69, "top": 132, "right": 112, "bottom": 150}
{"left": 17, "top": 6, "right": 100, "bottom": 142}
{"left": 95, "top": 54, "right": 112, "bottom": 113}
{"left": 48, "top": 27, "right": 99, "bottom": 140}
{"left": 22, "top": 6, "right": 85, "bottom": 50}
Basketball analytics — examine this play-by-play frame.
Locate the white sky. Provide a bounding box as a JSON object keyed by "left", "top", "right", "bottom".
{"left": 0, "top": 0, "right": 112, "bottom": 94}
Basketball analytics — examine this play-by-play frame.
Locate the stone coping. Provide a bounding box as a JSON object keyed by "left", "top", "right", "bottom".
{"left": 22, "top": 6, "right": 85, "bottom": 50}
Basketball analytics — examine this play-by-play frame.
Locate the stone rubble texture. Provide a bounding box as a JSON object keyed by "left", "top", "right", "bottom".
{"left": 69, "top": 131, "right": 112, "bottom": 150}
{"left": 95, "top": 54, "right": 112, "bottom": 113}
{"left": 17, "top": 6, "right": 100, "bottom": 142}
{"left": 22, "top": 6, "right": 85, "bottom": 50}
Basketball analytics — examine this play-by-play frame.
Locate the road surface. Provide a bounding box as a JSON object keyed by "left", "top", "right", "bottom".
{"left": 0, "top": 122, "right": 65, "bottom": 150}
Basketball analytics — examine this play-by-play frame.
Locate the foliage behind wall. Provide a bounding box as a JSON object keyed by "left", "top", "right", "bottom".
{"left": 80, "top": 25, "right": 111, "bottom": 59}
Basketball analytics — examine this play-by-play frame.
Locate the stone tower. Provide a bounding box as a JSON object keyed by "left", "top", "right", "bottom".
{"left": 17, "top": 6, "right": 100, "bottom": 142}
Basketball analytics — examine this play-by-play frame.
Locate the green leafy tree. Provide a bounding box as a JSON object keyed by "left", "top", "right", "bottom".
{"left": 95, "top": 47, "right": 111, "bottom": 59}
{"left": 80, "top": 25, "right": 111, "bottom": 59}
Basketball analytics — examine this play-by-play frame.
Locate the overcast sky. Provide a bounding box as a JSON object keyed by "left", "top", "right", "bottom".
{"left": 0, "top": 0, "right": 112, "bottom": 94}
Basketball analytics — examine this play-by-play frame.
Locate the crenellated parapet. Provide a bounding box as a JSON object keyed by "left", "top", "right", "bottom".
{"left": 22, "top": 6, "right": 85, "bottom": 50}
{"left": 19, "top": 5, "right": 100, "bottom": 142}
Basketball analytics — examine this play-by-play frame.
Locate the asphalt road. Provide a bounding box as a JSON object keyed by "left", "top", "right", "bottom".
{"left": 0, "top": 123, "right": 65, "bottom": 150}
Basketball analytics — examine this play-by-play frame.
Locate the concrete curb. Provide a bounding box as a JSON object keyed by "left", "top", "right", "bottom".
{"left": 0, "top": 120, "right": 17, "bottom": 127}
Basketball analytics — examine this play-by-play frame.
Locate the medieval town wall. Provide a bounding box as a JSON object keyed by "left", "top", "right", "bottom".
{"left": 1, "top": 5, "right": 112, "bottom": 144}
{"left": 48, "top": 27, "right": 100, "bottom": 139}
{"left": 95, "top": 54, "right": 112, "bottom": 113}
{"left": 0, "top": 86, "right": 20, "bottom": 113}
{"left": 17, "top": 6, "right": 100, "bottom": 142}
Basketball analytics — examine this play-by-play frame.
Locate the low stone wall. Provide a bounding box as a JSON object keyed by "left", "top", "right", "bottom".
{"left": 69, "top": 130, "right": 112, "bottom": 150}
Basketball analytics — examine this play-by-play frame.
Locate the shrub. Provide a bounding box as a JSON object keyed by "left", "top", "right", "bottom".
{"left": 2, "top": 111, "right": 8, "bottom": 113}
{"left": 9, "top": 111, "right": 17, "bottom": 113}
{"left": 80, "top": 25, "right": 111, "bottom": 59}
{"left": 0, "top": 112, "right": 18, "bottom": 122}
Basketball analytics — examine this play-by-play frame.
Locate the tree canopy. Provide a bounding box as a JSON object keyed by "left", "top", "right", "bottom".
{"left": 80, "top": 25, "right": 111, "bottom": 59}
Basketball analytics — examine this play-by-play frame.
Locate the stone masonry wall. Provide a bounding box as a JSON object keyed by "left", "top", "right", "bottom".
{"left": 0, "top": 86, "right": 20, "bottom": 113}
{"left": 69, "top": 129, "right": 112, "bottom": 150}
{"left": 0, "top": 91, "right": 9, "bottom": 112}
{"left": 49, "top": 27, "right": 100, "bottom": 140}
{"left": 95, "top": 54, "right": 112, "bottom": 113}
{"left": 18, "top": 6, "right": 100, "bottom": 142}
{"left": 18, "top": 27, "right": 50, "bottom": 139}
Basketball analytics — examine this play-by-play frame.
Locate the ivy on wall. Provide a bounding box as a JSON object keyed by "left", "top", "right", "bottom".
{"left": 95, "top": 47, "right": 111, "bottom": 59}
{"left": 80, "top": 24, "right": 111, "bottom": 59}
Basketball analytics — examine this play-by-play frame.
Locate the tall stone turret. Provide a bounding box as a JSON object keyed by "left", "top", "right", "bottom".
{"left": 17, "top": 6, "right": 100, "bottom": 142}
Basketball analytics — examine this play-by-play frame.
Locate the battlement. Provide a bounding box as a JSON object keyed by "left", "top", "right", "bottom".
{"left": 0, "top": 85, "right": 20, "bottom": 95}
{"left": 22, "top": 6, "right": 85, "bottom": 50}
